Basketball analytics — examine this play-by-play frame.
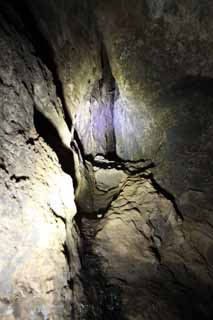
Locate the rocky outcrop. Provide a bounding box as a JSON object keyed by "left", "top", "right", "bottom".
{"left": 0, "top": 5, "right": 76, "bottom": 319}
{"left": 22, "top": 0, "right": 213, "bottom": 218}
{"left": 92, "top": 0, "right": 213, "bottom": 231}
{"left": 73, "top": 159, "right": 213, "bottom": 320}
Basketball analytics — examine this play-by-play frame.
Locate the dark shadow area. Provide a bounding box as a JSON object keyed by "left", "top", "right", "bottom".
{"left": 34, "top": 108, "right": 78, "bottom": 189}
{"left": 73, "top": 129, "right": 86, "bottom": 165}
{"left": 152, "top": 75, "right": 213, "bottom": 213}
{"left": 86, "top": 152, "right": 155, "bottom": 174}
{"left": 154, "top": 76, "right": 213, "bottom": 111}
{"left": 74, "top": 217, "right": 127, "bottom": 320}
{"left": 169, "top": 76, "right": 213, "bottom": 97}
{"left": 124, "top": 267, "right": 213, "bottom": 320}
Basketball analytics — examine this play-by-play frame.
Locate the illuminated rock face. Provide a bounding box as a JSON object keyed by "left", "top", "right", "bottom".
{"left": 94, "top": 0, "right": 213, "bottom": 160}
{"left": 1, "top": 1, "right": 213, "bottom": 320}
{"left": 73, "top": 160, "right": 213, "bottom": 320}
{"left": 0, "top": 8, "right": 76, "bottom": 319}
{"left": 24, "top": 0, "right": 213, "bottom": 162}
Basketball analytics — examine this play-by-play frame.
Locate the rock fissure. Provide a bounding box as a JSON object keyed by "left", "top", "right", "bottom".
{"left": 1, "top": 1, "right": 213, "bottom": 319}
{"left": 10, "top": 175, "right": 30, "bottom": 183}
{"left": 149, "top": 173, "right": 184, "bottom": 221}
{"left": 72, "top": 157, "right": 186, "bottom": 319}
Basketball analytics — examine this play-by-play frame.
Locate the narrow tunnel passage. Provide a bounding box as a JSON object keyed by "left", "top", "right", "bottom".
{"left": 1, "top": 1, "right": 213, "bottom": 320}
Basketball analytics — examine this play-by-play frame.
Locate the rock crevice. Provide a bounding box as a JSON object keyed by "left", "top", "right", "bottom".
{"left": 1, "top": 1, "right": 213, "bottom": 320}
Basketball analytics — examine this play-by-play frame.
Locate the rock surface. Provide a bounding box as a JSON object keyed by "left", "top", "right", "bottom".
{"left": 23, "top": 0, "right": 213, "bottom": 223}
{"left": 94, "top": 0, "right": 213, "bottom": 159}
{"left": 75, "top": 162, "right": 213, "bottom": 320}
{"left": 1, "top": 1, "right": 213, "bottom": 320}
{"left": 0, "top": 5, "right": 76, "bottom": 319}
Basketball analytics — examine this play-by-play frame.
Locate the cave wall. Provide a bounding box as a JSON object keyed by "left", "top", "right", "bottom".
{"left": 0, "top": 4, "right": 76, "bottom": 319}
{"left": 24, "top": 0, "right": 106, "bottom": 156}
{"left": 23, "top": 0, "right": 213, "bottom": 230}
{"left": 24, "top": 0, "right": 213, "bottom": 161}
{"left": 94, "top": 0, "right": 213, "bottom": 159}
{"left": 1, "top": 1, "right": 213, "bottom": 320}
{"left": 93, "top": 0, "right": 213, "bottom": 215}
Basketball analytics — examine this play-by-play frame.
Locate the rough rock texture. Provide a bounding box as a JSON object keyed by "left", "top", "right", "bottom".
{"left": 28, "top": 0, "right": 213, "bottom": 162}
{"left": 75, "top": 162, "right": 213, "bottom": 320}
{"left": 24, "top": 0, "right": 120, "bottom": 157}
{"left": 94, "top": 0, "right": 213, "bottom": 159}
{"left": 93, "top": 0, "right": 213, "bottom": 232}
{"left": 1, "top": 1, "right": 213, "bottom": 320}
{"left": 23, "top": 0, "right": 213, "bottom": 216}
{"left": 24, "top": 0, "right": 104, "bottom": 156}
{"left": 0, "top": 6, "right": 76, "bottom": 319}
